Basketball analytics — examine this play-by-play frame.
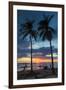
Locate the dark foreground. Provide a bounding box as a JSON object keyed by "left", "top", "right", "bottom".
{"left": 17, "top": 68, "right": 58, "bottom": 80}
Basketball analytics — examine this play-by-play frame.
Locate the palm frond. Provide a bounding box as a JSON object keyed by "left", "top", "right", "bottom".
{"left": 39, "top": 30, "right": 45, "bottom": 37}
{"left": 42, "top": 33, "right": 46, "bottom": 41}
{"left": 20, "top": 19, "right": 37, "bottom": 41}
{"left": 38, "top": 26, "right": 44, "bottom": 30}
{"left": 22, "top": 32, "right": 29, "bottom": 40}
{"left": 21, "top": 20, "right": 33, "bottom": 31}
{"left": 48, "top": 27, "right": 55, "bottom": 33}
{"left": 38, "top": 20, "right": 48, "bottom": 31}
{"left": 19, "top": 29, "right": 29, "bottom": 36}
{"left": 45, "top": 31, "right": 52, "bottom": 41}
{"left": 31, "top": 30, "right": 37, "bottom": 40}
{"left": 39, "top": 20, "right": 45, "bottom": 26}
{"left": 48, "top": 15, "right": 54, "bottom": 23}
{"left": 43, "top": 14, "right": 49, "bottom": 21}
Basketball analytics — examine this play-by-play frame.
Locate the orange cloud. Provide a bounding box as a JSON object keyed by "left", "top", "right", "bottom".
{"left": 17, "top": 57, "right": 57, "bottom": 64}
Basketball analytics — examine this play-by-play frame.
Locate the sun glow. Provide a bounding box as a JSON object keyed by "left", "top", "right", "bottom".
{"left": 17, "top": 57, "right": 57, "bottom": 64}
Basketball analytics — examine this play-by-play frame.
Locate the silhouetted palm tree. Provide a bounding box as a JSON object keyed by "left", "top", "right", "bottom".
{"left": 20, "top": 20, "right": 37, "bottom": 72}
{"left": 38, "top": 14, "right": 55, "bottom": 73}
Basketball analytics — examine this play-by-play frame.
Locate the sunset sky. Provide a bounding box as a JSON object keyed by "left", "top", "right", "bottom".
{"left": 17, "top": 10, "right": 58, "bottom": 64}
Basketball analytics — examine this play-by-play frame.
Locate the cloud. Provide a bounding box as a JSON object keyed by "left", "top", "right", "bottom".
{"left": 28, "top": 40, "right": 58, "bottom": 50}
{"left": 45, "top": 53, "right": 58, "bottom": 58}
{"left": 26, "top": 52, "right": 43, "bottom": 57}
{"left": 17, "top": 46, "right": 58, "bottom": 58}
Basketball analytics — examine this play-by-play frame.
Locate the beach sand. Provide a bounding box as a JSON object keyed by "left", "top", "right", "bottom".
{"left": 17, "top": 68, "right": 58, "bottom": 80}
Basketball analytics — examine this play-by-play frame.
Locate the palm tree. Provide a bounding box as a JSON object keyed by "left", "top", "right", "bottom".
{"left": 20, "top": 19, "right": 37, "bottom": 72}
{"left": 38, "top": 14, "right": 55, "bottom": 73}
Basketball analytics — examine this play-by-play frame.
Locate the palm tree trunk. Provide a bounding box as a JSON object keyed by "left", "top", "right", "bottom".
{"left": 30, "top": 35, "right": 33, "bottom": 72}
{"left": 50, "top": 40, "right": 54, "bottom": 73}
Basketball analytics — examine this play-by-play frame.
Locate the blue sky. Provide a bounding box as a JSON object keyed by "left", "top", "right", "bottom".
{"left": 17, "top": 10, "right": 58, "bottom": 58}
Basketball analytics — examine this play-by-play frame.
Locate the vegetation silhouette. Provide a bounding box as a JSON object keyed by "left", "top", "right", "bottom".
{"left": 38, "top": 14, "right": 56, "bottom": 74}
{"left": 18, "top": 14, "right": 57, "bottom": 79}
{"left": 20, "top": 19, "right": 37, "bottom": 75}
